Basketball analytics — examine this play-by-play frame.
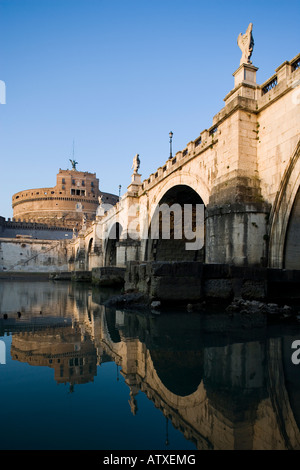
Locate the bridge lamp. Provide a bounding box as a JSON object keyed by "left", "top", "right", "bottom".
{"left": 169, "top": 131, "right": 173, "bottom": 159}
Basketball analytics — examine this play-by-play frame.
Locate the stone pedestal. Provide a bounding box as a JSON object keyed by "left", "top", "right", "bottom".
{"left": 127, "top": 173, "right": 142, "bottom": 195}
{"left": 96, "top": 206, "right": 105, "bottom": 218}
{"left": 224, "top": 63, "right": 259, "bottom": 105}
{"left": 233, "top": 63, "right": 258, "bottom": 88}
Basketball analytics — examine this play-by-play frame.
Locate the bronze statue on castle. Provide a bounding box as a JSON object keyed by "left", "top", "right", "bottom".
{"left": 69, "top": 159, "right": 78, "bottom": 170}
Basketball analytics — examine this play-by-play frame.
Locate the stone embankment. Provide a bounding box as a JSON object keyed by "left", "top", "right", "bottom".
{"left": 125, "top": 261, "right": 300, "bottom": 303}
{"left": 102, "top": 261, "right": 300, "bottom": 324}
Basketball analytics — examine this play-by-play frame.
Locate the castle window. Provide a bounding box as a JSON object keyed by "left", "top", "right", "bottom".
{"left": 82, "top": 180, "right": 85, "bottom": 186}
{"left": 62, "top": 185, "right": 65, "bottom": 190}
{"left": 71, "top": 189, "right": 75, "bottom": 195}
{"left": 62, "top": 178, "right": 65, "bottom": 184}
{"left": 91, "top": 181, "right": 94, "bottom": 187}
{"left": 72, "top": 179, "right": 75, "bottom": 185}
{"left": 76, "top": 189, "right": 80, "bottom": 195}
{"left": 81, "top": 190, "right": 85, "bottom": 196}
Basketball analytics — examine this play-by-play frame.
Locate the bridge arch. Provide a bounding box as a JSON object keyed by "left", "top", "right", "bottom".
{"left": 268, "top": 140, "right": 300, "bottom": 269}
{"left": 86, "top": 237, "right": 94, "bottom": 270}
{"left": 147, "top": 171, "right": 210, "bottom": 216}
{"left": 104, "top": 222, "right": 123, "bottom": 266}
{"left": 144, "top": 183, "right": 205, "bottom": 262}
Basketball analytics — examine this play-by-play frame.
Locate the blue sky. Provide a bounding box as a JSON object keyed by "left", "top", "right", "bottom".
{"left": 0, "top": 0, "right": 299, "bottom": 219}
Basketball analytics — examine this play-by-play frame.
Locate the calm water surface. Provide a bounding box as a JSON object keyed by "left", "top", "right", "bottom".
{"left": 0, "top": 280, "right": 300, "bottom": 450}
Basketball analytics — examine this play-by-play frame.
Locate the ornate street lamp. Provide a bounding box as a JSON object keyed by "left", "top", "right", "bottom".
{"left": 169, "top": 131, "right": 173, "bottom": 159}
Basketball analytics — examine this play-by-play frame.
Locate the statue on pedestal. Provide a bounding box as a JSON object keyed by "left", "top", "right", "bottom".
{"left": 82, "top": 214, "right": 87, "bottom": 229}
{"left": 131, "top": 154, "right": 140, "bottom": 174}
{"left": 96, "top": 194, "right": 105, "bottom": 217}
{"left": 237, "top": 23, "right": 254, "bottom": 65}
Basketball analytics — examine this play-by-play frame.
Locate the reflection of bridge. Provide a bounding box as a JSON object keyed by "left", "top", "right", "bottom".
{"left": 70, "top": 53, "right": 300, "bottom": 277}
{"left": 90, "top": 308, "right": 300, "bottom": 450}
{"left": 4, "top": 281, "right": 300, "bottom": 450}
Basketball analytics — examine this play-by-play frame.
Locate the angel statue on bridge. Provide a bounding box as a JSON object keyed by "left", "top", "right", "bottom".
{"left": 132, "top": 154, "right": 140, "bottom": 174}
{"left": 237, "top": 23, "right": 254, "bottom": 65}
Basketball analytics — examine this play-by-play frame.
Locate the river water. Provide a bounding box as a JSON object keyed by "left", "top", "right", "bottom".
{"left": 0, "top": 280, "right": 300, "bottom": 451}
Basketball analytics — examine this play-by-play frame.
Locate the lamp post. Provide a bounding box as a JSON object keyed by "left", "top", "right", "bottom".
{"left": 169, "top": 131, "right": 173, "bottom": 159}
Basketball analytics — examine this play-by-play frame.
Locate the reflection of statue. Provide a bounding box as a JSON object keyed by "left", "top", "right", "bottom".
{"left": 69, "top": 159, "right": 78, "bottom": 170}
{"left": 128, "top": 390, "right": 138, "bottom": 415}
{"left": 237, "top": 23, "right": 254, "bottom": 65}
{"left": 132, "top": 154, "right": 140, "bottom": 174}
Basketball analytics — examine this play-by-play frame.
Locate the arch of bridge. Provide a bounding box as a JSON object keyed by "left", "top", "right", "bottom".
{"left": 146, "top": 171, "right": 210, "bottom": 220}
{"left": 268, "top": 140, "right": 300, "bottom": 268}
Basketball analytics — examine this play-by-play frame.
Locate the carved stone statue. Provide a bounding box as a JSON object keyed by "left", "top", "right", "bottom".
{"left": 237, "top": 23, "right": 254, "bottom": 65}
{"left": 98, "top": 195, "right": 103, "bottom": 206}
{"left": 131, "top": 154, "right": 140, "bottom": 174}
{"left": 69, "top": 159, "right": 78, "bottom": 170}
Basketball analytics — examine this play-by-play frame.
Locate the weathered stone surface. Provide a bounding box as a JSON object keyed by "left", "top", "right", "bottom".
{"left": 204, "top": 279, "right": 233, "bottom": 300}
{"left": 241, "top": 280, "right": 266, "bottom": 300}
{"left": 150, "top": 275, "right": 202, "bottom": 301}
{"left": 71, "top": 271, "right": 92, "bottom": 282}
{"left": 0, "top": 238, "right": 69, "bottom": 272}
{"left": 92, "top": 267, "right": 125, "bottom": 286}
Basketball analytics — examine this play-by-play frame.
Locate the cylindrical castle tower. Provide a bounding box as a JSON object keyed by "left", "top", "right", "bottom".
{"left": 12, "top": 168, "right": 118, "bottom": 229}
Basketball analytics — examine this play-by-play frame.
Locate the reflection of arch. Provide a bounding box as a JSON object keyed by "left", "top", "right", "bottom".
{"left": 150, "top": 349, "right": 203, "bottom": 397}
{"left": 103, "top": 310, "right": 121, "bottom": 343}
{"left": 267, "top": 337, "right": 300, "bottom": 449}
{"left": 145, "top": 184, "right": 205, "bottom": 262}
{"left": 104, "top": 223, "right": 122, "bottom": 266}
{"left": 268, "top": 140, "right": 300, "bottom": 268}
{"left": 100, "top": 311, "right": 206, "bottom": 408}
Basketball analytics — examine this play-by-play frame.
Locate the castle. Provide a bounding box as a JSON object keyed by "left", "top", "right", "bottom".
{"left": 11, "top": 167, "right": 118, "bottom": 230}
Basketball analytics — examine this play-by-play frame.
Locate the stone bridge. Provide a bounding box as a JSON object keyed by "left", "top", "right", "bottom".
{"left": 69, "top": 53, "right": 300, "bottom": 281}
